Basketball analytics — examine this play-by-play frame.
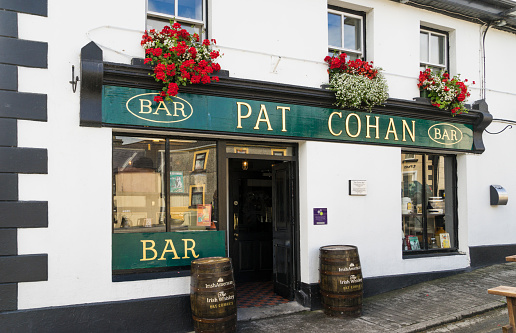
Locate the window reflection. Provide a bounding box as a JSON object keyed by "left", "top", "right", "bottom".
{"left": 112, "top": 137, "right": 218, "bottom": 233}
{"left": 401, "top": 153, "right": 455, "bottom": 252}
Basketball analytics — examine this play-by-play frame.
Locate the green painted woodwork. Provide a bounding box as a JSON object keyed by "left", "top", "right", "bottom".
{"left": 102, "top": 85, "right": 474, "bottom": 151}
{"left": 112, "top": 231, "right": 226, "bottom": 270}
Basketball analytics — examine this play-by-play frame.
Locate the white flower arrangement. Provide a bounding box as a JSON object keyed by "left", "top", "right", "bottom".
{"left": 329, "top": 71, "right": 389, "bottom": 111}
{"left": 324, "top": 54, "right": 389, "bottom": 111}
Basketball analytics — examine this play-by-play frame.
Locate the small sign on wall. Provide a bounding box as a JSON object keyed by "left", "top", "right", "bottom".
{"left": 314, "top": 208, "right": 327, "bottom": 225}
{"left": 349, "top": 180, "right": 367, "bottom": 196}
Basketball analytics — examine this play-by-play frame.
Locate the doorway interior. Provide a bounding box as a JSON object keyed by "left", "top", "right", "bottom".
{"left": 228, "top": 157, "right": 296, "bottom": 305}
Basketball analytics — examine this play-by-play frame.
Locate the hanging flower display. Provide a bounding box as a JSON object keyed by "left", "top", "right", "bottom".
{"left": 417, "top": 69, "right": 474, "bottom": 116}
{"left": 324, "top": 53, "right": 389, "bottom": 111}
{"left": 141, "top": 22, "right": 222, "bottom": 102}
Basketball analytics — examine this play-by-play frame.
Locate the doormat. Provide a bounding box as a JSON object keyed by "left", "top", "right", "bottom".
{"left": 236, "top": 280, "right": 290, "bottom": 308}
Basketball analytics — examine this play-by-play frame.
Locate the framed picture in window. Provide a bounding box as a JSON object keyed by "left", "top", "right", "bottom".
{"left": 170, "top": 171, "right": 185, "bottom": 193}
{"left": 189, "top": 184, "right": 205, "bottom": 207}
{"left": 234, "top": 147, "right": 248, "bottom": 154}
{"left": 271, "top": 148, "right": 286, "bottom": 156}
{"left": 192, "top": 150, "right": 209, "bottom": 171}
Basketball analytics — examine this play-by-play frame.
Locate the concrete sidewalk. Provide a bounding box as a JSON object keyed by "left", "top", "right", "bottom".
{"left": 237, "top": 262, "right": 516, "bottom": 332}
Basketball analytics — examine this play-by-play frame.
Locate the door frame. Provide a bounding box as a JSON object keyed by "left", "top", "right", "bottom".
{"left": 217, "top": 140, "right": 299, "bottom": 298}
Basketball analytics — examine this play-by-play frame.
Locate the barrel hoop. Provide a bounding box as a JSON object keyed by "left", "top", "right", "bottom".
{"left": 320, "top": 258, "right": 360, "bottom": 264}
{"left": 192, "top": 313, "right": 237, "bottom": 324}
{"left": 323, "top": 304, "right": 361, "bottom": 312}
{"left": 320, "top": 291, "right": 362, "bottom": 299}
{"left": 190, "top": 284, "right": 236, "bottom": 293}
{"left": 319, "top": 270, "right": 362, "bottom": 276}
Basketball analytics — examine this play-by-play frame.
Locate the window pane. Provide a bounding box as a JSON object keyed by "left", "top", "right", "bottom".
{"left": 402, "top": 153, "right": 455, "bottom": 252}
{"left": 328, "top": 13, "right": 342, "bottom": 48}
{"left": 169, "top": 140, "right": 217, "bottom": 231}
{"left": 420, "top": 32, "right": 429, "bottom": 63}
{"left": 147, "top": 17, "right": 201, "bottom": 35}
{"left": 178, "top": 0, "right": 202, "bottom": 20}
{"left": 430, "top": 34, "right": 445, "bottom": 65}
{"left": 226, "top": 144, "right": 293, "bottom": 157}
{"left": 401, "top": 153, "right": 425, "bottom": 251}
{"left": 148, "top": 0, "right": 175, "bottom": 16}
{"left": 344, "top": 16, "right": 361, "bottom": 51}
{"left": 113, "top": 137, "right": 166, "bottom": 233}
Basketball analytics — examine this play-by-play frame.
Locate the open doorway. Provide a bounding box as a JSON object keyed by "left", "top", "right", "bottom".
{"left": 228, "top": 158, "right": 296, "bottom": 306}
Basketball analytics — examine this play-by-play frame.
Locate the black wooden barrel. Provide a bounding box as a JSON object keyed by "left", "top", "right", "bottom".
{"left": 319, "top": 245, "right": 363, "bottom": 317}
{"left": 190, "top": 257, "right": 237, "bottom": 333}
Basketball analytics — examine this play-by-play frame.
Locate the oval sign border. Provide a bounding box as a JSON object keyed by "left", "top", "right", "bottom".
{"left": 428, "top": 122, "right": 463, "bottom": 146}
{"left": 125, "top": 93, "right": 193, "bottom": 124}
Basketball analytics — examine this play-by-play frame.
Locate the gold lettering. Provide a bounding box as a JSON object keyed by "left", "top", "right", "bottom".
{"left": 140, "top": 240, "right": 158, "bottom": 261}
{"left": 139, "top": 99, "right": 153, "bottom": 114}
{"left": 253, "top": 104, "right": 273, "bottom": 131}
{"left": 173, "top": 102, "right": 187, "bottom": 117}
{"left": 158, "top": 239, "right": 180, "bottom": 260}
{"left": 451, "top": 130, "right": 457, "bottom": 141}
{"left": 153, "top": 101, "right": 172, "bottom": 116}
{"left": 236, "top": 102, "right": 252, "bottom": 129}
{"left": 384, "top": 118, "right": 399, "bottom": 141}
{"left": 434, "top": 128, "right": 441, "bottom": 139}
{"left": 328, "top": 112, "right": 342, "bottom": 136}
{"left": 277, "top": 106, "right": 290, "bottom": 132}
{"left": 182, "top": 239, "right": 200, "bottom": 259}
{"left": 345, "top": 113, "right": 361, "bottom": 138}
{"left": 366, "top": 115, "right": 380, "bottom": 139}
{"left": 441, "top": 129, "right": 450, "bottom": 140}
{"left": 402, "top": 120, "right": 415, "bottom": 142}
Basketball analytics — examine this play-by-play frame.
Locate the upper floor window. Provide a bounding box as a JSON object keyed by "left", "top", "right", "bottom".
{"left": 147, "top": 0, "right": 205, "bottom": 37}
{"left": 328, "top": 7, "right": 364, "bottom": 60}
{"left": 420, "top": 28, "right": 448, "bottom": 72}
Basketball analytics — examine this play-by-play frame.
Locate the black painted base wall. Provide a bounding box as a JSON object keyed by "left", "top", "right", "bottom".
{"left": 300, "top": 267, "right": 467, "bottom": 310}
{"left": 470, "top": 244, "right": 516, "bottom": 268}
{"left": 0, "top": 294, "right": 193, "bottom": 333}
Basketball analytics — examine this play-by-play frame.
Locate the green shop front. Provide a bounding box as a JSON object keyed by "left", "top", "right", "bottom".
{"left": 81, "top": 42, "right": 491, "bottom": 311}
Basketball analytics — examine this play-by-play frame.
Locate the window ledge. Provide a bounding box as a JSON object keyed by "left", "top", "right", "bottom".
{"left": 113, "top": 268, "right": 191, "bottom": 282}
{"left": 402, "top": 250, "right": 466, "bottom": 260}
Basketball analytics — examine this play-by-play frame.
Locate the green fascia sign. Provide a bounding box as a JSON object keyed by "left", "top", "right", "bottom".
{"left": 112, "top": 231, "right": 225, "bottom": 270}
{"left": 102, "top": 85, "right": 474, "bottom": 151}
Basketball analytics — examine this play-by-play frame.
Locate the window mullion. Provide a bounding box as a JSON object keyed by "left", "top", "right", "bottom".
{"left": 165, "top": 138, "right": 171, "bottom": 232}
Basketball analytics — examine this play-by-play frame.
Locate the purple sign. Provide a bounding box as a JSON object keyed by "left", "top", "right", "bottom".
{"left": 313, "top": 208, "right": 327, "bottom": 225}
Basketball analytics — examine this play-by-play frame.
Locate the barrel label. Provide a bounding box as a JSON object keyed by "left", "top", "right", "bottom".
{"left": 207, "top": 290, "right": 235, "bottom": 308}
{"left": 205, "top": 277, "right": 234, "bottom": 288}
{"left": 210, "top": 301, "right": 234, "bottom": 309}
{"left": 338, "top": 263, "right": 361, "bottom": 272}
{"left": 339, "top": 274, "right": 363, "bottom": 285}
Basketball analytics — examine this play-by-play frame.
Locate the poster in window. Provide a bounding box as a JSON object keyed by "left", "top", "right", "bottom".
{"left": 439, "top": 233, "right": 451, "bottom": 248}
{"left": 197, "top": 204, "right": 212, "bottom": 226}
{"left": 405, "top": 235, "right": 420, "bottom": 250}
{"left": 170, "top": 171, "right": 184, "bottom": 193}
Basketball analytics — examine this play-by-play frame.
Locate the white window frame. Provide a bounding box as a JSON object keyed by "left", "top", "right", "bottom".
{"left": 146, "top": 0, "right": 206, "bottom": 35}
{"left": 420, "top": 28, "right": 448, "bottom": 71}
{"left": 328, "top": 9, "right": 364, "bottom": 59}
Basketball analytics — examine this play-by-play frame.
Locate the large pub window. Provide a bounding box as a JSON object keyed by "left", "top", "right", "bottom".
{"left": 401, "top": 152, "right": 457, "bottom": 253}
{"left": 112, "top": 136, "right": 218, "bottom": 234}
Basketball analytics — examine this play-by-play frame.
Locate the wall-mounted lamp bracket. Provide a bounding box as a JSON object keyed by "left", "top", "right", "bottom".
{"left": 70, "top": 65, "right": 80, "bottom": 93}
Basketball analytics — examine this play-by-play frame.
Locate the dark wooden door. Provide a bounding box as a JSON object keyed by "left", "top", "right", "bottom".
{"left": 272, "top": 161, "right": 294, "bottom": 300}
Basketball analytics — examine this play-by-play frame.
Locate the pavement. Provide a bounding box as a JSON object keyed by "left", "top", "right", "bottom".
{"left": 236, "top": 262, "right": 516, "bottom": 332}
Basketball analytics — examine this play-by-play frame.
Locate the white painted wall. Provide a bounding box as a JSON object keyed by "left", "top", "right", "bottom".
{"left": 12, "top": 0, "right": 516, "bottom": 309}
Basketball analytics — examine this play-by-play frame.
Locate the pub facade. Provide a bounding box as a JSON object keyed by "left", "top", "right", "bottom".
{"left": 1, "top": 0, "right": 515, "bottom": 331}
